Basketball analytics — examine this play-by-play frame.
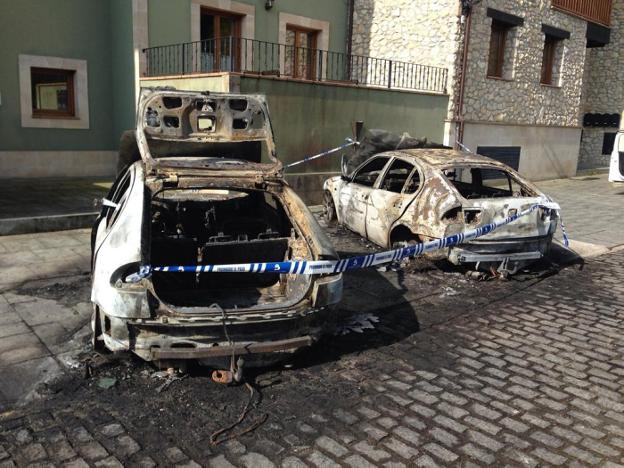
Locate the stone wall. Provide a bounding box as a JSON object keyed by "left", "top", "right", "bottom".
{"left": 462, "top": 0, "right": 587, "bottom": 127}
{"left": 579, "top": 0, "right": 624, "bottom": 169}
{"left": 351, "top": 0, "right": 461, "bottom": 99}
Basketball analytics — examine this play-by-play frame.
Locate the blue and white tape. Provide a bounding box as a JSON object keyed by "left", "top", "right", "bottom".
{"left": 284, "top": 139, "right": 358, "bottom": 170}
{"left": 128, "top": 202, "right": 563, "bottom": 281}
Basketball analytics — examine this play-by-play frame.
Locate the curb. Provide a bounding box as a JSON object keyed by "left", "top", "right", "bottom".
{"left": 0, "top": 212, "right": 97, "bottom": 236}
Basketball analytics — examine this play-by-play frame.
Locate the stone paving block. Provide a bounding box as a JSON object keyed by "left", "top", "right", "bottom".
{"left": 0, "top": 322, "right": 29, "bottom": 339}
{"left": 306, "top": 450, "right": 339, "bottom": 468}
{"left": 114, "top": 435, "right": 140, "bottom": 457}
{"left": 164, "top": 447, "right": 187, "bottom": 464}
{"left": 98, "top": 424, "right": 124, "bottom": 438}
{"left": 344, "top": 454, "right": 377, "bottom": 468}
{"left": 50, "top": 440, "right": 77, "bottom": 462}
{"left": 281, "top": 456, "right": 307, "bottom": 468}
{"left": 94, "top": 456, "right": 124, "bottom": 468}
{"left": 63, "top": 458, "right": 90, "bottom": 468}
{"left": 0, "top": 357, "right": 61, "bottom": 402}
{"left": 0, "top": 332, "right": 49, "bottom": 367}
{"left": 353, "top": 440, "right": 391, "bottom": 462}
{"left": 422, "top": 443, "right": 458, "bottom": 463}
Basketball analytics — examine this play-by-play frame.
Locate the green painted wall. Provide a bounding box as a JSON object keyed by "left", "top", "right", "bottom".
{"left": 110, "top": 0, "right": 137, "bottom": 143}
{"left": 148, "top": 0, "right": 192, "bottom": 46}
{"left": 148, "top": 0, "right": 349, "bottom": 53}
{"left": 240, "top": 77, "right": 449, "bottom": 173}
{"left": 0, "top": 0, "right": 117, "bottom": 151}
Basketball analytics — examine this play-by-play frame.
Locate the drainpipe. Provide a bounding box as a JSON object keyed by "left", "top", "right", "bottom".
{"left": 456, "top": 0, "right": 475, "bottom": 148}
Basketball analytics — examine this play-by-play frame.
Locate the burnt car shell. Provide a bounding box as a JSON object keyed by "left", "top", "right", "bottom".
{"left": 324, "top": 148, "right": 558, "bottom": 274}
{"left": 91, "top": 89, "right": 342, "bottom": 367}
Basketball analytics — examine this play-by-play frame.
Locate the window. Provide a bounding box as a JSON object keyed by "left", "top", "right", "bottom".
{"left": 541, "top": 35, "right": 562, "bottom": 85}
{"left": 30, "top": 67, "right": 75, "bottom": 118}
{"left": 285, "top": 25, "right": 319, "bottom": 80}
{"left": 380, "top": 159, "right": 415, "bottom": 193}
{"left": 404, "top": 170, "right": 421, "bottom": 194}
{"left": 487, "top": 20, "right": 513, "bottom": 78}
{"left": 353, "top": 157, "right": 390, "bottom": 187}
{"left": 443, "top": 167, "right": 529, "bottom": 199}
{"left": 19, "top": 55, "right": 89, "bottom": 129}
{"left": 200, "top": 8, "right": 242, "bottom": 71}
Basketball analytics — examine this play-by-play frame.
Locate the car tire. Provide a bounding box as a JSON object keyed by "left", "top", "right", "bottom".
{"left": 91, "top": 305, "right": 105, "bottom": 352}
{"left": 324, "top": 191, "right": 337, "bottom": 223}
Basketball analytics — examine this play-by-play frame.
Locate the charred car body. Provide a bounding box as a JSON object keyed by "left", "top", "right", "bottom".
{"left": 324, "top": 135, "right": 559, "bottom": 274}
{"left": 91, "top": 89, "right": 342, "bottom": 367}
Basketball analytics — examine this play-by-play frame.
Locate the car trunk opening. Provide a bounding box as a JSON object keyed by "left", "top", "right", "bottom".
{"left": 149, "top": 188, "right": 311, "bottom": 310}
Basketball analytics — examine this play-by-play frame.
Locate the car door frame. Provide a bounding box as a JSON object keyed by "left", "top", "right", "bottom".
{"left": 338, "top": 155, "right": 392, "bottom": 237}
{"left": 365, "top": 156, "right": 424, "bottom": 246}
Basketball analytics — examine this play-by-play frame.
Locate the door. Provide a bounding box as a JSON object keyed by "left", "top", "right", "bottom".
{"left": 366, "top": 158, "right": 419, "bottom": 246}
{"left": 285, "top": 25, "right": 319, "bottom": 80}
{"left": 200, "top": 8, "right": 242, "bottom": 72}
{"left": 338, "top": 156, "right": 390, "bottom": 237}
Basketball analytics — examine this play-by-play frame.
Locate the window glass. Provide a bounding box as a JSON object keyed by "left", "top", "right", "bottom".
{"left": 31, "top": 67, "right": 75, "bottom": 117}
{"left": 380, "top": 159, "right": 415, "bottom": 193}
{"left": 353, "top": 157, "right": 390, "bottom": 187}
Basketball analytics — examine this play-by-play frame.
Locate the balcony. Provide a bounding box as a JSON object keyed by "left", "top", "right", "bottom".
{"left": 143, "top": 37, "right": 448, "bottom": 94}
{"left": 551, "top": 0, "right": 613, "bottom": 26}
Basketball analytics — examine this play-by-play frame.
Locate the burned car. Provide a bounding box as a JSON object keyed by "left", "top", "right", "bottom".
{"left": 91, "top": 89, "right": 342, "bottom": 369}
{"left": 323, "top": 143, "right": 559, "bottom": 274}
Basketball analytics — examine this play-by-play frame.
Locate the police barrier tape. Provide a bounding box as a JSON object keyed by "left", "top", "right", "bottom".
{"left": 128, "top": 201, "right": 565, "bottom": 282}
{"left": 284, "top": 139, "right": 358, "bottom": 169}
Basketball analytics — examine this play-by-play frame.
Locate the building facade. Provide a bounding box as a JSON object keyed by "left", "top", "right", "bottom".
{"left": 0, "top": 0, "right": 350, "bottom": 179}
{"left": 351, "top": 0, "right": 616, "bottom": 180}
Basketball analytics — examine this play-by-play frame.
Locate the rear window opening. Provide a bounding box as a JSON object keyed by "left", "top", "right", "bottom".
{"left": 149, "top": 189, "right": 311, "bottom": 310}
{"left": 443, "top": 167, "right": 535, "bottom": 199}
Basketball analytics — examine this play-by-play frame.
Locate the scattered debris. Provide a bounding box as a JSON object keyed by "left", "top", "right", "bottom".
{"left": 97, "top": 377, "right": 117, "bottom": 389}
{"left": 335, "top": 313, "right": 380, "bottom": 335}
{"left": 210, "top": 382, "right": 268, "bottom": 446}
{"left": 156, "top": 374, "right": 188, "bottom": 393}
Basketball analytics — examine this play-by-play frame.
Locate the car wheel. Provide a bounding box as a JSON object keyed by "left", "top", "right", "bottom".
{"left": 324, "top": 191, "right": 337, "bottom": 223}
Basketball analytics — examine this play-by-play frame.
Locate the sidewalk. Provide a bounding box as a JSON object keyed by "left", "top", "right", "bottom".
{"left": 536, "top": 172, "right": 624, "bottom": 248}
{"left": 0, "top": 178, "right": 111, "bottom": 235}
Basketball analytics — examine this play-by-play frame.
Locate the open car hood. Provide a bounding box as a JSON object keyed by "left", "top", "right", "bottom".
{"left": 136, "top": 88, "right": 282, "bottom": 176}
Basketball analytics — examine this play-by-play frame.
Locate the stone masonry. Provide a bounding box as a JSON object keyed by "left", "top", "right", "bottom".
{"left": 352, "top": 0, "right": 587, "bottom": 125}
{"left": 351, "top": 0, "right": 620, "bottom": 171}
{"left": 579, "top": 0, "right": 624, "bottom": 169}
{"left": 462, "top": 1, "right": 587, "bottom": 127}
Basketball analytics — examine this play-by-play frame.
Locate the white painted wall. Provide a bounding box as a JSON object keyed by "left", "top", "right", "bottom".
{"left": 462, "top": 122, "right": 582, "bottom": 180}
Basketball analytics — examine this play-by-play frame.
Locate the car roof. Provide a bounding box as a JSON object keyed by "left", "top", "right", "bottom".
{"left": 389, "top": 148, "right": 504, "bottom": 169}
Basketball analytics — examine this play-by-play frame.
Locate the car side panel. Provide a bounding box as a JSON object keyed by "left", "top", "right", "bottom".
{"left": 91, "top": 163, "right": 150, "bottom": 319}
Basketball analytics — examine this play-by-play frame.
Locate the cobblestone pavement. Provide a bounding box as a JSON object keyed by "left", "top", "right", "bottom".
{"left": 1, "top": 227, "right": 624, "bottom": 466}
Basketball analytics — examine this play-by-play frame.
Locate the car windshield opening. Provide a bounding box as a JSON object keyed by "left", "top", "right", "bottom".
{"left": 443, "top": 166, "right": 534, "bottom": 199}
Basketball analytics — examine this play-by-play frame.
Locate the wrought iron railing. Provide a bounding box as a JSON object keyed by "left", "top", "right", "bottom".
{"left": 552, "top": 0, "right": 612, "bottom": 26}
{"left": 143, "top": 37, "right": 448, "bottom": 94}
